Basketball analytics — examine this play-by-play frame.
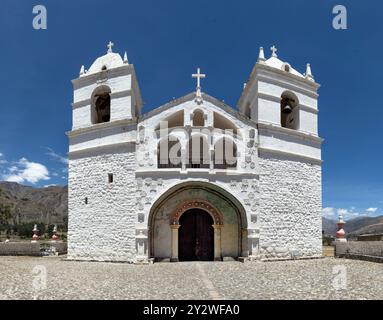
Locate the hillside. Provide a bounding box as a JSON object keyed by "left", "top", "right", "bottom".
{"left": 0, "top": 182, "right": 68, "bottom": 226}
{"left": 322, "top": 215, "right": 383, "bottom": 237}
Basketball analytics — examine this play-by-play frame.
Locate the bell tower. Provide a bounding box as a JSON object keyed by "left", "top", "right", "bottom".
{"left": 69, "top": 42, "right": 142, "bottom": 152}
{"left": 237, "top": 45, "right": 322, "bottom": 161}
{"left": 67, "top": 42, "right": 142, "bottom": 262}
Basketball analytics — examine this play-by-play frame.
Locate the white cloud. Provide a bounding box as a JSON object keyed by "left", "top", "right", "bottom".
{"left": 337, "top": 208, "right": 361, "bottom": 220}
{"left": 322, "top": 207, "right": 363, "bottom": 220}
{"left": 323, "top": 206, "right": 380, "bottom": 221}
{"left": 8, "top": 166, "right": 18, "bottom": 173}
{"left": 0, "top": 153, "right": 7, "bottom": 165}
{"left": 45, "top": 147, "right": 68, "bottom": 165}
{"left": 322, "top": 207, "right": 335, "bottom": 218}
{"left": 3, "top": 158, "right": 50, "bottom": 184}
{"left": 5, "top": 175, "right": 24, "bottom": 183}
{"left": 43, "top": 184, "right": 57, "bottom": 188}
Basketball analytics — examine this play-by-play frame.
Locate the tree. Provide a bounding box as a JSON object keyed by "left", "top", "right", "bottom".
{"left": 0, "top": 204, "right": 12, "bottom": 225}
{"left": 0, "top": 188, "right": 13, "bottom": 226}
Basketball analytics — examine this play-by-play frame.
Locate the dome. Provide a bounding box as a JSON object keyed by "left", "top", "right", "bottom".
{"left": 87, "top": 52, "right": 124, "bottom": 75}
{"left": 265, "top": 56, "right": 304, "bottom": 78}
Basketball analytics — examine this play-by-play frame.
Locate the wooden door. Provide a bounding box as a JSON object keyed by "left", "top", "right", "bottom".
{"left": 179, "top": 209, "right": 214, "bottom": 261}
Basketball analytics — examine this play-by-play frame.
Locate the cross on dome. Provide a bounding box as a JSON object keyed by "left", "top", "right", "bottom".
{"left": 270, "top": 45, "right": 278, "bottom": 57}
{"left": 107, "top": 41, "right": 114, "bottom": 53}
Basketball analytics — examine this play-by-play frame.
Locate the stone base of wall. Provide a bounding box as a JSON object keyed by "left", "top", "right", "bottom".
{"left": 261, "top": 254, "right": 323, "bottom": 262}
{"left": 0, "top": 242, "right": 67, "bottom": 256}
{"left": 335, "top": 241, "right": 383, "bottom": 263}
{"left": 338, "top": 254, "right": 383, "bottom": 263}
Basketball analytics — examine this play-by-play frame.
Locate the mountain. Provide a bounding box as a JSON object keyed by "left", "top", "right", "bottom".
{"left": 322, "top": 217, "right": 337, "bottom": 236}
{"left": 0, "top": 182, "right": 68, "bottom": 226}
{"left": 322, "top": 215, "right": 383, "bottom": 237}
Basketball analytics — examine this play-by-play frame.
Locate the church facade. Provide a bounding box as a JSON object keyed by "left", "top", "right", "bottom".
{"left": 67, "top": 43, "right": 323, "bottom": 263}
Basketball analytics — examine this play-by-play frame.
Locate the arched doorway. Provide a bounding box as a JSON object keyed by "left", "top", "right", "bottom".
{"left": 179, "top": 209, "right": 214, "bottom": 261}
{"left": 148, "top": 181, "right": 248, "bottom": 262}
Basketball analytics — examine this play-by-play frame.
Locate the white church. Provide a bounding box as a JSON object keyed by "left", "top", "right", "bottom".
{"left": 67, "top": 42, "right": 323, "bottom": 263}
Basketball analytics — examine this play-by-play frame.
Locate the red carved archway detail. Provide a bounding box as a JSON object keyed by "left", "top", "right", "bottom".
{"left": 170, "top": 199, "right": 223, "bottom": 226}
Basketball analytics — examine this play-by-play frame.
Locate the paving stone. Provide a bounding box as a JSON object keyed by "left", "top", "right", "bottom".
{"left": 0, "top": 256, "right": 381, "bottom": 300}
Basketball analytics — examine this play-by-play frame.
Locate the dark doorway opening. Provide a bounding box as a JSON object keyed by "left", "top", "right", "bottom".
{"left": 179, "top": 209, "right": 214, "bottom": 261}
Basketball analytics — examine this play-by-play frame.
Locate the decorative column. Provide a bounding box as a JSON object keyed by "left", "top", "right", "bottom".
{"left": 135, "top": 230, "right": 148, "bottom": 264}
{"left": 212, "top": 225, "right": 222, "bottom": 261}
{"left": 31, "top": 224, "right": 39, "bottom": 243}
{"left": 335, "top": 214, "right": 347, "bottom": 242}
{"left": 170, "top": 224, "right": 180, "bottom": 262}
{"left": 210, "top": 149, "right": 215, "bottom": 171}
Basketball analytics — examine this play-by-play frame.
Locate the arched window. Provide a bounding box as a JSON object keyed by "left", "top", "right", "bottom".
{"left": 157, "top": 137, "right": 182, "bottom": 169}
{"left": 186, "top": 135, "right": 209, "bottom": 169}
{"left": 91, "top": 86, "right": 111, "bottom": 124}
{"left": 155, "top": 110, "right": 184, "bottom": 131}
{"left": 214, "top": 138, "right": 237, "bottom": 169}
{"left": 192, "top": 109, "right": 205, "bottom": 127}
{"left": 280, "top": 91, "right": 299, "bottom": 130}
{"left": 282, "top": 63, "right": 291, "bottom": 73}
{"left": 213, "top": 112, "right": 238, "bottom": 135}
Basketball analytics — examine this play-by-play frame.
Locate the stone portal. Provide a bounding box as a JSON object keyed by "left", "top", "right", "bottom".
{"left": 179, "top": 209, "right": 214, "bottom": 261}
{"left": 148, "top": 182, "right": 248, "bottom": 262}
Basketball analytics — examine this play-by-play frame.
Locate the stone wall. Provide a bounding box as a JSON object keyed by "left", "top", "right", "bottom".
{"left": 258, "top": 152, "right": 322, "bottom": 260}
{"left": 0, "top": 242, "right": 67, "bottom": 256}
{"left": 67, "top": 144, "right": 137, "bottom": 262}
{"left": 335, "top": 241, "right": 383, "bottom": 261}
{"left": 0, "top": 243, "right": 41, "bottom": 256}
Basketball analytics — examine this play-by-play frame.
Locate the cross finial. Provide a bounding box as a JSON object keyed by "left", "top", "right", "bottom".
{"left": 107, "top": 41, "right": 114, "bottom": 53}
{"left": 192, "top": 68, "right": 206, "bottom": 103}
{"left": 270, "top": 45, "right": 278, "bottom": 57}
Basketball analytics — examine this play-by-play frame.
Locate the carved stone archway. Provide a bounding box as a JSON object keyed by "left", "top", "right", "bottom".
{"left": 170, "top": 199, "right": 223, "bottom": 226}
{"left": 170, "top": 199, "right": 223, "bottom": 262}
{"left": 148, "top": 181, "right": 248, "bottom": 262}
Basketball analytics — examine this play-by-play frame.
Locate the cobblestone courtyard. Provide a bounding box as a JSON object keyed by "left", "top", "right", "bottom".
{"left": 0, "top": 256, "right": 382, "bottom": 300}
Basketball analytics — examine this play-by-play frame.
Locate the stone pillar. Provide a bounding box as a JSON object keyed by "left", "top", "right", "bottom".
{"left": 31, "top": 224, "right": 39, "bottom": 243}
{"left": 51, "top": 225, "right": 59, "bottom": 243}
{"left": 170, "top": 224, "right": 180, "bottom": 262}
{"left": 181, "top": 148, "right": 187, "bottom": 171}
{"left": 210, "top": 149, "right": 215, "bottom": 171}
{"left": 135, "top": 230, "right": 149, "bottom": 264}
{"left": 335, "top": 214, "right": 347, "bottom": 243}
{"left": 241, "top": 228, "right": 249, "bottom": 257}
{"left": 213, "top": 225, "right": 222, "bottom": 261}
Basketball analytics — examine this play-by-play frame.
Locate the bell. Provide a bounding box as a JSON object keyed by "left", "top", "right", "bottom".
{"left": 282, "top": 103, "right": 292, "bottom": 114}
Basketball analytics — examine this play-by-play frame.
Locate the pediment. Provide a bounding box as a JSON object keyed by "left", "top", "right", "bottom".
{"left": 140, "top": 92, "right": 255, "bottom": 128}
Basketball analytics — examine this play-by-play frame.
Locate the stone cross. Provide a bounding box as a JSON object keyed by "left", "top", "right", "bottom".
{"left": 192, "top": 68, "right": 206, "bottom": 103}
{"left": 270, "top": 45, "right": 278, "bottom": 57}
{"left": 107, "top": 41, "right": 114, "bottom": 53}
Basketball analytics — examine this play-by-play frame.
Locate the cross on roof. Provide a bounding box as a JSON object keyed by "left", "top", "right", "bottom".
{"left": 107, "top": 41, "right": 114, "bottom": 53}
{"left": 192, "top": 68, "right": 206, "bottom": 103}
{"left": 192, "top": 68, "right": 206, "bottom": 90}
{"left": 270, "top": 45, "right": 278, "bottom": 57}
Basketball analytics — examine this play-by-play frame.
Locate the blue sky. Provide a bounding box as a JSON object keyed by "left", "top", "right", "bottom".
{"left": 0, "top": 0, "right": 382, "bottom": 220}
